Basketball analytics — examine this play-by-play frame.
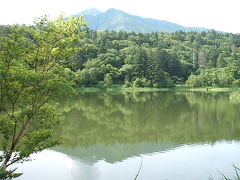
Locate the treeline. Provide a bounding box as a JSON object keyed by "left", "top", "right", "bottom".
{"left": 1, "top": 24, "right": 240, "bottom": 88}
{"left": 72, "top": 29, "right": 240, "bottom": 88}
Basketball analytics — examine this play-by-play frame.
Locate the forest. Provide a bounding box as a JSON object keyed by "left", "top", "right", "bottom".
{"left": 59, "top": 29, "right": 240, "bottom": 88}
{"left": 1, "top": 24, "right": 240, "bottom": 88}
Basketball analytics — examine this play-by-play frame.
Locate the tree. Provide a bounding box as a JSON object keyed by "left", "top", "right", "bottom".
{"left": 216, "top": 53, "right": 224, "bottom": 68}
{"left": 192, "top": 48, "right": 198, "bottom": 69}
{"left": 0, "top": 15, "right": 86, "bottom": 178}
{"left": 104, "top": 73, "right": 113, "bottom": 87}
{"left": 198, "top": 51, "right": 207, "bottom": 66}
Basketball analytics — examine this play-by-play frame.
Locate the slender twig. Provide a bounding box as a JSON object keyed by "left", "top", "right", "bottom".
{"left": 134, "top": 157, "right": 143, "bottom": 180}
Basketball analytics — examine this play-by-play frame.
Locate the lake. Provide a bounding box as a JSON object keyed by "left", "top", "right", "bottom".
{"left": 16, "top": 91, "right": 240, "bottom": 180}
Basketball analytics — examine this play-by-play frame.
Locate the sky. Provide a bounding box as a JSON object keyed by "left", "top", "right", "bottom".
{"left": 0, "top": 0, "right": 239, "bottom": 33}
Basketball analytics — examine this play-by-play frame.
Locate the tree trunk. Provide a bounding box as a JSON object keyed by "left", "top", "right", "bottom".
{"left": 1, "top": 152, "right": 12, "bottom": 170}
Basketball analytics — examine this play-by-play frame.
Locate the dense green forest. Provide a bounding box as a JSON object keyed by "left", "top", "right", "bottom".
{"left": 1, "top": 25, "right": 240, "bottom": 89}
{"left": 74, "top": 30, "right": 240, "bottom": 88}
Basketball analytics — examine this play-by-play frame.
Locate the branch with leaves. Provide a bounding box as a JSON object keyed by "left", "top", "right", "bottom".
{"left": 0, "top": 15, "right": 86, "bottom": 179}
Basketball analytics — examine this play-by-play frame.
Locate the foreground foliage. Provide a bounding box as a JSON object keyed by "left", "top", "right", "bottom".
{"left": 209, "top": 165, "right": 240, "bottom": 180}
{"left": 0, "top": 16, "right": 85, "bottom": 178}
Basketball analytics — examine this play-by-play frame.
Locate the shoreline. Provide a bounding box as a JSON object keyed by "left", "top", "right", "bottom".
{"left": 76, "top": 86, "right": 240, "bottom": 93}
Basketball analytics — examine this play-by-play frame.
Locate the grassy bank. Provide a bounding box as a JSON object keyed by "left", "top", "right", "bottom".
{"left": 76, "top": 86, "right": 240, "bottom": 93}
{"left": 172, "top": 87, "right": 240, "bottom": 92}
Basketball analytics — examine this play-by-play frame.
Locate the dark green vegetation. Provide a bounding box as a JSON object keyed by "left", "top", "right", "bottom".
{"left": 77, "top": 8, "right": 209, "bottom": 33}
{"left": 71, "top": 29, "right": 240, "bottom": 88}
{"left": 1, "top": 21, "right": 240, "bottom": 89}
{"left": 0, "top": 16, "right": 85, "bottom": 179}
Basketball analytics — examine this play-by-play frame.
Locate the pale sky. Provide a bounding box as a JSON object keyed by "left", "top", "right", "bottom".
{"left": 0, "top": 0, "right": 239, "bottom": 33}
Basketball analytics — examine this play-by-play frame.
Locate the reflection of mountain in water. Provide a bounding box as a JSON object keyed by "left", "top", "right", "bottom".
{"left": 54, "top": 92, "right": 240, "bottom": 163}
{"left": 54, "top": 142, "right": 177, "bottom": 164}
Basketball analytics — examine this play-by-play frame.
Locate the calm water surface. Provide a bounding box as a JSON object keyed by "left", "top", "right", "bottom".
{"left": 16, "top": 91, "right": 240, "bottom": 180}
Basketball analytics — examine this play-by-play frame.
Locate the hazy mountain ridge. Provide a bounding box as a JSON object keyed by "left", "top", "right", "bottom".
{"left": 75, "top": 8, "right": 209, "bottom": 33}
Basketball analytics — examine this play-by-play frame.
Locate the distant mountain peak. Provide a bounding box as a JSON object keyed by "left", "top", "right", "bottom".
{"left": 79, "top": 8, "right": 102, "bottom": 16}
{"left": 76, "top": 8, "right": 209, "bottom": 33}
{"left": 107, "top": 8, "right": 117, "bottom": 11}
{"left": 106, "top": 8, "right": 125, "bottom": 13}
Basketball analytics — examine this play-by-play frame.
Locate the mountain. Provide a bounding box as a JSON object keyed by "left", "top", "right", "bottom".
{"left": 74, "top": 8, "right": 209, "bottom": 33}
{"left": 75, "top": 8, "right": 102, "bottom": 16}
{"left": 54, "top": 142, "right": 177, "bottom": 164}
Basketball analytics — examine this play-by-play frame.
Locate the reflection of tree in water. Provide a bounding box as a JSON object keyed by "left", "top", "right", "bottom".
{"left": 186, "top": 92, "right": 240, "bottom": 140}
{"left": 56, "top": 92, "right": 240, "bottom": 148}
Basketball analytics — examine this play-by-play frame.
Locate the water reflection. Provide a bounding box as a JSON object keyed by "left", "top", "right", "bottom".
{"left": 18, "top": 142, "right": 240, "bottom": 180}
{"left": 56, "top": 92, "right": 240, "bottom": 158}
{"left": 17, "top": 91, "right": 240, "bottom": 179}
{"left": 54, "top": 142, "right": 177, "bottom": 164}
